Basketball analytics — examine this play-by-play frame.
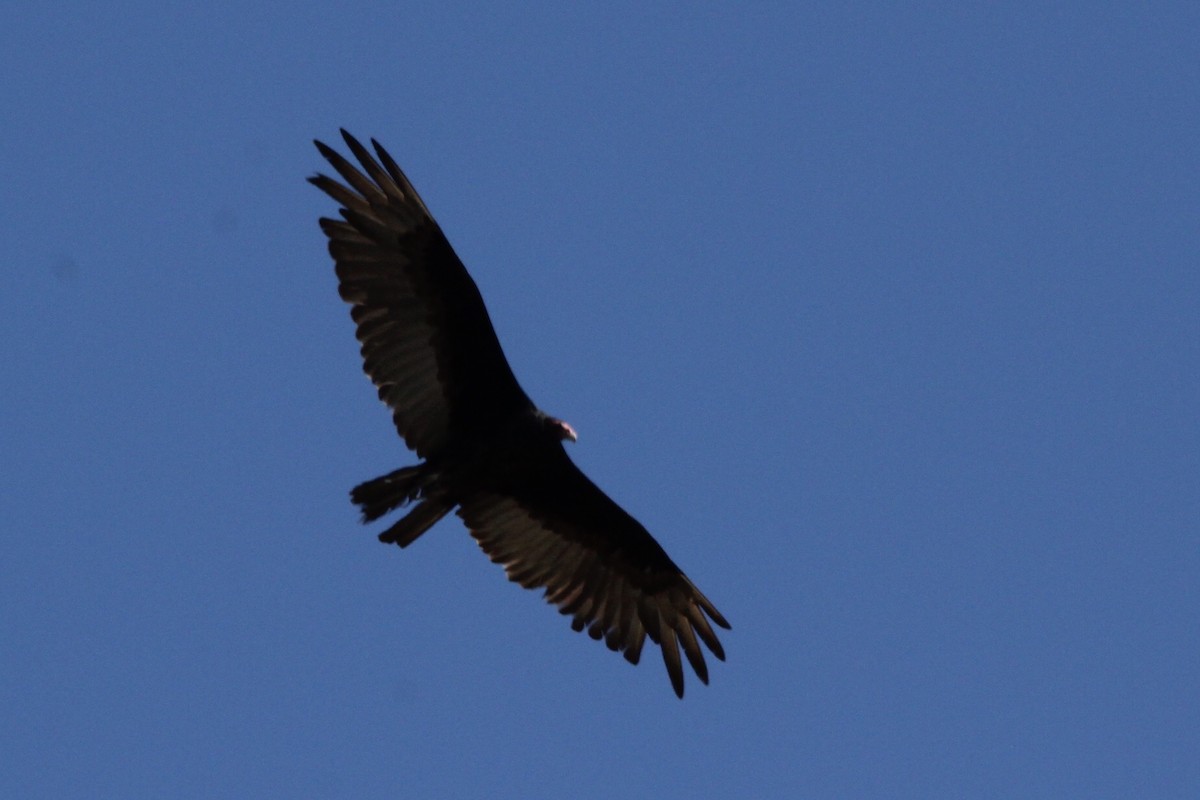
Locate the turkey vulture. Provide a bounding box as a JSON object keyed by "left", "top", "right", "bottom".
{"left": 310, "top": 130, "right": 729, "bottom": 697}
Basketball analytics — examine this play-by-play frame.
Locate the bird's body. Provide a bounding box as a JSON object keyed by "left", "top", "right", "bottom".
{"left": 310, "top": 131, "right": 728, "bottom": 697}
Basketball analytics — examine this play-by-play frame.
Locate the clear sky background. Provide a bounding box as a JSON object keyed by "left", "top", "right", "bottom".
{"left": 3, "top": 3, "right": 1197, "bottom": 797}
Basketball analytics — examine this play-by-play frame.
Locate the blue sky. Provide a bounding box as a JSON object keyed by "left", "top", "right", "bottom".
{"left": 3, "top": 3, "right": 1197, "bottom": 797}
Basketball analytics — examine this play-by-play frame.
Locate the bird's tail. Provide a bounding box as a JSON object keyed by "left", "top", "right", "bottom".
{"left": 351, "top": 465, "right": 426, "bottom": 522}
{"left": 350, "top": 465, "right": 453, "bottom": 548}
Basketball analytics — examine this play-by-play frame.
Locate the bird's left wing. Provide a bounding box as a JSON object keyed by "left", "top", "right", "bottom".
{"left": 457, "top": 450, "right": 730, "bottom": 698}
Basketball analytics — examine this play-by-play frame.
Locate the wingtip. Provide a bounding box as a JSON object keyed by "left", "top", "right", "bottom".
{"left": 340, "top": 128, "right": 366, "bottom": 151}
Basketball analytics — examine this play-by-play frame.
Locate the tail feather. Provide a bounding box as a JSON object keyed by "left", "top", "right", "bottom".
{"left": 351, "top": 466, "right": 427, "bottom": 522}
{"left": 377, "top": 497, "right": 454, "bottom": 548}
{"left": 350, "top": 465, "right": 452, "bottom": 548}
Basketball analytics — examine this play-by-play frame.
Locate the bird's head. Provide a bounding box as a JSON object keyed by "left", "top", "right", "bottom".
{"left": 546, "top": 416, "right": 578, "bottom": 443}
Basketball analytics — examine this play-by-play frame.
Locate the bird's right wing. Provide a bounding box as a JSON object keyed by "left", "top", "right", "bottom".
{"left": 310, "top": 131, "right": 533, "bottom": 457}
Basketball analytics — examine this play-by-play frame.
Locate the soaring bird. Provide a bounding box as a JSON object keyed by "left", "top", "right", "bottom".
{"left": 310, "top": 131, "right": 729, "bottom": 697}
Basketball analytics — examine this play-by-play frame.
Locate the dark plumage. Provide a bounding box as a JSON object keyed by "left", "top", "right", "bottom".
{"left": 310, "top": 130, "right": 729, "bottom": 697}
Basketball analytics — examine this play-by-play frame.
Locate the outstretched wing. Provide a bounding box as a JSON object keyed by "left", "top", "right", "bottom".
{"left": 458, "top": 449, "right": 730, "bottom": 698}
{"left": 310, "top": 130, "right": 533, "bottom": 457}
